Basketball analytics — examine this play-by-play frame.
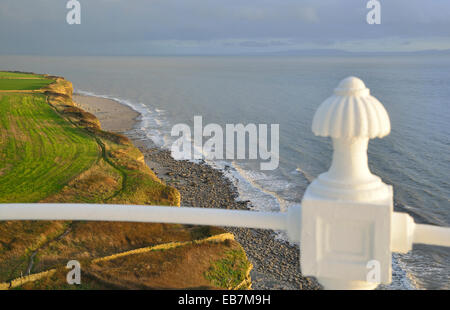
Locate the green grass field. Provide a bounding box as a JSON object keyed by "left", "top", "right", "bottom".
{"left": 0, "top": 79, "right": 54, "bottom": 90}
{"left": 0, "top": 72, "right": 45, "bottom": 79}
{"left": 0, "top": 71, "right": 99, "bottom": 201}
{"left": 0, "top": 72, "right": 53, "bottom": 90}
{"left": 0, "top": 94, "right": 100, "bottom": 202}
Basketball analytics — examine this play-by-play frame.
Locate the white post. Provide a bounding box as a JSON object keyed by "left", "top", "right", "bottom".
{"left": 301, "top": 76, "right": 450, "bottom": 289}
{"left": 301, "top": 77, "right": 393, "bottom": 289}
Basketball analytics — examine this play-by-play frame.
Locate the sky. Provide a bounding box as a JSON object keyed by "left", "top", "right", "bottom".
{"left": 1, "top": 0, "right": 450, "bottom": 55}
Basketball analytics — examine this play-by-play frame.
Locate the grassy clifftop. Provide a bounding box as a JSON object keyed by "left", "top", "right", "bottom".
{"left": 0, "top": 72, "right": 180, "bottom": 205}
{"left": 0, "top": 72, "right": 251, "bottom": 289}
{"left": 0, "top": 71, "right": 53, "bottom": 91}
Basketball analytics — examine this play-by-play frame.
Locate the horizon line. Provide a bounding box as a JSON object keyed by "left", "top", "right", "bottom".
{"left": 1, "top": 48, "right": 450, "bottom": 58}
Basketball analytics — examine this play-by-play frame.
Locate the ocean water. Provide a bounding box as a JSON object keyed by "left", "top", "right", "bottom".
{"left": 0, "top": 55, "right": 449, "bottom": 289}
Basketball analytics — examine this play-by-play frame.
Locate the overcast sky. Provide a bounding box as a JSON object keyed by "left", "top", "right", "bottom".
{"left": 1, "top": 0, "right": 450, "bottom": 55}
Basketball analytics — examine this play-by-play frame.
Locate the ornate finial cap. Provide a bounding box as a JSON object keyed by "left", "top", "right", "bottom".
{"left": 312, "top": 76, "right": 391, "bottom": 139}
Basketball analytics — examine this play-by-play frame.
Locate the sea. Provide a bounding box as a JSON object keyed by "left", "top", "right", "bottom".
{"left": 1, "top": 55, "right": 448, "bottom": 289}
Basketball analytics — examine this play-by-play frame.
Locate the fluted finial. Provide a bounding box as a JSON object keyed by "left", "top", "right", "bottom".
{"left": 301, "top": 77, "right": 395, "bottom": 290}
{"left": 312, "top": 76, "right": 390, "bottom": 139}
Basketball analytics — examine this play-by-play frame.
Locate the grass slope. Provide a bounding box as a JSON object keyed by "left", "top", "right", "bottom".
{"left": 0, "top": 72, "right": 46, "bottom": 79}
{"left": 0, "top": 72, "right": 53, "bottom": 90}
{"left": 0, "top": 79, "right": 53, "bottom": 91}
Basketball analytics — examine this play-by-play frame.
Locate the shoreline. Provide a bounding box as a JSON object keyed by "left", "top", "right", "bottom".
{"left": 73, "top": 94, "right": 140, "bottom": 133}
{"left": 74, "top": 92, "right": 320, "bottom": 290}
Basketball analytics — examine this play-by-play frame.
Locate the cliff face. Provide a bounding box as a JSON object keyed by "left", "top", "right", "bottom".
{"left": 0, "top": 73, "right": 252, "bottom": 290}
{"left": 44, "top": 78, "right": 102, "bottom": 131}
{"left": 44, "top": 76, "right": 74, "bottom": 96}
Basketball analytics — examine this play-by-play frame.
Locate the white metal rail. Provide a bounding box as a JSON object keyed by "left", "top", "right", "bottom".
{"left": 1, "top": 203, "right": 448, "bottom": 249}
{"left": 414, "top": 223, "right": 450, "bottom": 247}
{"left": 0, "top": 203, "right": 288, "bottom": 231}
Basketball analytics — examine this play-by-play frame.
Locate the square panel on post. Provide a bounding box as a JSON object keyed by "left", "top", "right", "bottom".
{"left": 300, "top": 187, "right": 393, "bottom": 284}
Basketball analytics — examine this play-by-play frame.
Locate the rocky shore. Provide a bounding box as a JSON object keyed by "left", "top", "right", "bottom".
{"left": 137, "top": 146, "right": 320, "bottom": 290}
{"left": 75, "top": 94, "right": 320, "bottom": 290}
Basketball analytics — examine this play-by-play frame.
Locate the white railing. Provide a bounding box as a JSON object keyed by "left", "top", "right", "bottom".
{"left": 0, "top": 204, "right": 290, "bottom": 231}
{"left": 0, "top": 77, "right": 449, "bottom": 290}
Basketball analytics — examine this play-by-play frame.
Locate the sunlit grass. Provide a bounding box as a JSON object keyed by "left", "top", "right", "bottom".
{"left": 0, "top": 72, "right": 53, "bottom": 90}
{"left": 0, "top": 72, "right": 46, "bottom": 79}
{"left": 0, "top": 94, "right": 99, "bottom": 202}
{"left": 0, "top": 79, "right": 53, "bottom": 90}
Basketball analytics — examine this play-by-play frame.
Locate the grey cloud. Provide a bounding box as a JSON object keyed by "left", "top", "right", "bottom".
{"left": 0, "top": 0, "right": 449, "bottom": 55}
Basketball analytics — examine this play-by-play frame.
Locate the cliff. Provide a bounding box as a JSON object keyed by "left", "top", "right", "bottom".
{"left": 0, "top": 72, "right": 252, "bottom": 290}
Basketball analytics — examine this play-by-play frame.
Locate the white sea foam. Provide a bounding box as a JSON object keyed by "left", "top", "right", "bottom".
{"left": 294, "top": 167, "right": 315, "bottom": 184}
{"left": 228, "top": 162, "right": 288, "bottom": 212}
{"left": 75, "top": 89, "right": 170, "bottom": 146}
